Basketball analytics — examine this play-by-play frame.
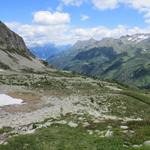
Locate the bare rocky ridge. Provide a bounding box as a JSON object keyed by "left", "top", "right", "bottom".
{"left": 0, "top": 21, "right": 28, "bottom": 54}
{"left": 0, "top": 21, "right": 46, "bottom": 71}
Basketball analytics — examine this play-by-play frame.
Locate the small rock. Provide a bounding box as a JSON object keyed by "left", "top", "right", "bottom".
{"left": 82, "top": 122, "right": 90, "bottom": 127}
{"left": 78, "top": 117, "right": 84, "bottom": 121}
{"left": 143, "top": 140, "right": 150, "bottom": 146}
{"left": 68, "top": 122, "right": 78, "bottom": 128}
{"left": 93, "top": 120, "right": 100, "bottom": 123}
{"left": 36, "top": 124, "right": 43, "bottom": 129}
{"left": 54, "top": 120, "right": 67, "bottom": 125}
{"left": 28, "top": 124, "right": 34, "bottom": 130}
{"left": 120, "top": 126, "right": 128, "bottom": 130}
{"left": 132, "top": 144, "right": 142, "bottom": 148}
{"left": 123, "top": 144, "right": 129, "bottom": 148}
{"left": 129, "top": 130, "right": 135, "bottom": 134}
{"left": 87, "top": 130, "right": 93, "bottom": 135}
{"left": 95, "top": 130, "right": 101, "bottom": 134}
{"left": 22, "top": 129, "right": 35, "bottom": 135}
{"left": 121, "top": 130, "right": 128, "bottom": 134}
{"left": 107, "top": 126, "right": 112, "bottom": 129}
{"left": 44, "top": 122, "right": 52, "bottom": 127}
{"left": 105, "top": 129, "right": 113, "bottom": 137}
{"left": 3, "top": 141, "right": 8, "bottom": 145}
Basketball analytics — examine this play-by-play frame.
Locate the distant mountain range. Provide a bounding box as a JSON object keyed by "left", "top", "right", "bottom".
{"left": 48, "top": 34, "right": 150, "bottom": 88}
{"left": 30, "top": 44, "right": 71, "bottom": 60}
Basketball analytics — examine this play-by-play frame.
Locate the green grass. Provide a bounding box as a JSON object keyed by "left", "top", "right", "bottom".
{"left": 0, "top": 121, "right": 150, "bottom": 150}
{"left": 0, "top": 127, "right": 13, "bottom": 134}
{"left": 120, "top": 90, "right": 150, "bottom": 105}
{"left": 0, "top": 124, "right": 125, "bottom": 150}
{"left": 0, "top": 111, "right": 149, "bottom": 150}
{"left": 126, "top": 121, "right": 150, "bottom": 145}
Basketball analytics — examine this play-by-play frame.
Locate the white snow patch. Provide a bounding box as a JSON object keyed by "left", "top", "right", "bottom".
{"left": 128, "top": 37, "right": 133, "bottom": 41}
{"left": 128, "top": 35, "right": 150, "bottom": 43}
{"left": 0, "top": 94, "right": 23, "bottom": 106}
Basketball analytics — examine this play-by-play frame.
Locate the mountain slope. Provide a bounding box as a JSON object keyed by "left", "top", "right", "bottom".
{"left": 0, "top": 21, "right": 46, "bottom": 72}
{"left": 48, "top": 35, "right": 150, "bottom": 88}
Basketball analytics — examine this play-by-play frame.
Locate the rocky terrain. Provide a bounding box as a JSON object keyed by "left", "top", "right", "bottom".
{"left": 0, "top": 69, "right": 150, "bottom": 150}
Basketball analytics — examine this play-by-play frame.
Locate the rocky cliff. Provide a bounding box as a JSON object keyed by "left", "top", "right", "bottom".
{"left": 0, "top": 21, "right": 46, "bottom": 71}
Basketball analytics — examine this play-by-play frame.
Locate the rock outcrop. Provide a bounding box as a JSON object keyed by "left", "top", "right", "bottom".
{"left": 0, "top": 21, "right": 30, "bottom": 55}
{"left": 0, "top": 21, "right": 46, "bottom": 71}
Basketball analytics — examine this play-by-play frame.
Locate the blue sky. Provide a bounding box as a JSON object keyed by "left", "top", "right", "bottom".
{"left": 1, "top": 0, "right": 150, "bottom": 47}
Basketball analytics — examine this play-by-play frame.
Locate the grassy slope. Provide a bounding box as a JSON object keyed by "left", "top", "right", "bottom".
{"left": 0, "top": 120, "right": 150, "bottom": 150}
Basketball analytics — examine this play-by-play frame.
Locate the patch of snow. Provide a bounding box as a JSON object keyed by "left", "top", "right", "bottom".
{"left": 138, "top": 35, "right": 149, "bottom": 40}
{"left": 128, "top": 35, "right": 150, "bottom": 43}
{"left": 143, "top": 49, "right": 147, "bottom": 52}
{"left": 128, "top": 37, "right": 133, "bottom": 41}
{"left": 0, "top": 94, "right": 23, "bottom": 106}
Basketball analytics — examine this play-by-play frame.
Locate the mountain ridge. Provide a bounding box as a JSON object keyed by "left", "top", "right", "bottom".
{"left": 0, "top": 21, "right": 47, "bottom": 72}
{"left": 48, "top": 34, "right": 150, "bottom": 88}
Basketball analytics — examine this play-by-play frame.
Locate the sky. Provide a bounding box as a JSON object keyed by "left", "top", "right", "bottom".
{"left": 1, "top": 0, "right": 150, "bottom": 47}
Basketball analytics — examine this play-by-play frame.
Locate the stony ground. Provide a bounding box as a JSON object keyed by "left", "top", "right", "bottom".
{"left": 0, "top": 69, "right": 149, "bottom": 149}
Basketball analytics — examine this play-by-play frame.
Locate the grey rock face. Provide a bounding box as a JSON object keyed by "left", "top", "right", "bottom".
{"left": 0, "top": 21, "right": 46, "bottom": 71}
{"left": 0, "top": 21, "right": 29, "bottom": 55}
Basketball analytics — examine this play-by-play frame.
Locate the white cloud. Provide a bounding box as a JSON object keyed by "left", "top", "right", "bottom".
{"left": 91, "top": 0, "right": 119, "bottom": 10}
{"left": 80, "top": 14, "right": 89, "bottom": 21}
{"left": 57, "top": 0, "right": 86, "bottom": 11}
{"left": 61, "top": 0, "right": 86, "bottom": 6}
{"left": 6, "top": 15, "right": 72, "bottom": 47}
{"left": 6, "top": 10, "right": 71, "bottom": 47}
{"left": 7, "top": 20, "right": 150, "bottom": 47}
{"left": 58, "top": 0, "right": 118, "bottom": 10}
{"left": 121, "top": 0, "right": 150, "bottom": 24}
{"left": 57, "top": 0, "right": 150, "bottom": 24}
{"left": 33, "top": 11, "right": 70, "bottom": 25}
{"left": 123, "top": 0, "right": 150, "bottom": 10}
{"left": 73, "top": 25, "right": 149, "bottom": 41}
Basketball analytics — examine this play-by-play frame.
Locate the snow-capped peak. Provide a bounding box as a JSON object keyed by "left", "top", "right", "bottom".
{"left": 127, "top": 34, "right": 150, "bottom": 43}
